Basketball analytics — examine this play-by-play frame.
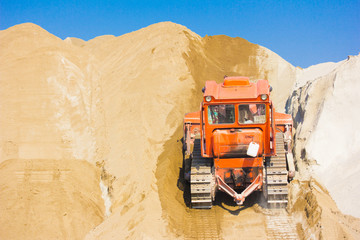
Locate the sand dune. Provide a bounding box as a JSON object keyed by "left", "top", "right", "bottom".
{"left": 1, "top": 22, "right": 359, "bottom": 239}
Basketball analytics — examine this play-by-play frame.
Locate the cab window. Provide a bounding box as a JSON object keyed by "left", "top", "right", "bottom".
{"left": 238, "top": 104, "right": 266, "bottom": 124}
{"left": 208, "top": 105, "right": 235, "bottom": 124}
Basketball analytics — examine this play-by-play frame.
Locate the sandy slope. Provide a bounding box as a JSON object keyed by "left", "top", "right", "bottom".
{"left": 0, "top": 23, "right": 107, "bottom": 239}
{"left": 288, "top": 54, "right": 360, "bottom": 218}
{"left": 0, "top": 159, "right": 104, "bottom": 240}
{"left": 1, "top": 22, "right": 359, "bottom": 239}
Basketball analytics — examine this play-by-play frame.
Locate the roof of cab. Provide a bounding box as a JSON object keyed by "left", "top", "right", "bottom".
{"left": 203, "top": 76, "right": 270, "bottom": 100}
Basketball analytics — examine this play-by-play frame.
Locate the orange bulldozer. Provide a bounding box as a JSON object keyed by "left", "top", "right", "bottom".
{"left": 183, "top": 76, "right": 295, "bottom": 209}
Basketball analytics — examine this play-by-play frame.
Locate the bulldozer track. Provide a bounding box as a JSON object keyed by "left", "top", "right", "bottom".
{"left": 190, "top": 139, "right": 215, "bottom": 209}
{"left": 183, "top": 209, "right": 220, "bottom": 240}
{"left": 265, "top": 209, "right": 299, "bottom": 240}
{"left": 265, "top": 132, "right": 289, "bottom": 208}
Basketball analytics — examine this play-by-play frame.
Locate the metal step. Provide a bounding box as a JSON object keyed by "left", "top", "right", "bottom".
{"left": 268, "top": 200, "right": 288, "bottom": 204}
{"left": 267, "top": 169, "right": 288, "bottom": 175}
{"left": 268, "top": 185, "right": 288, "bottom": 190}
{"left": 268, "top": 189, "right": 288, "bottom": 195}
{"left": 269, "top": 163, "right": 287, "bottom": 168}
{"left": 191, "top": 184, "right": 212, "bottom": 192}
{"left": 191, "top": 199, "right": 212, "bottom": 203}
{"left": 191, "top": 166, "right": 212, "bottom": 174}
{"left": 191, "top": 174, "right": 213, "bottom": 183}
{"left": 269, "top": 157, "right": 286, "bottom": 161}
{"left": 267, "top": 175, "right": 287, "bottom": 184}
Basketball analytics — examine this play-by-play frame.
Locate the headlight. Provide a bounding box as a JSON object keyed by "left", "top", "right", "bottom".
{"left": 261, "top": 94, "right": 268, "bottom": 101}
{"left": 205, "top": 96, "right": 212, "bottom": 102}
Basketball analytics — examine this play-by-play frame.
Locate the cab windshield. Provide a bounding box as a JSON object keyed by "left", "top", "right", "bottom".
{"left": 238, "top": 104, "right": 266, "bottom": 124}
{"left": 208, "top": 105, "right": 235, "bottom": 124}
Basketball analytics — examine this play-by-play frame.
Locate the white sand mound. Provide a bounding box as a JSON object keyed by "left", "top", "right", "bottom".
{"left": 289, "top": 54, "right": 360, "bottom": 218}
{"left": 294, "top": 61, "right": 343, "bottom": 89}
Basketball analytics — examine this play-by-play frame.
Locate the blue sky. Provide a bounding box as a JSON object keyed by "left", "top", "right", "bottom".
{"left": 1, "top": 0, "right": 359, "bottom": 68}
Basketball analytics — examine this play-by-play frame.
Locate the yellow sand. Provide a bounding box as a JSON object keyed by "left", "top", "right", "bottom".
{"left": 0, "top": 22, "right": 359, "bottom": 239}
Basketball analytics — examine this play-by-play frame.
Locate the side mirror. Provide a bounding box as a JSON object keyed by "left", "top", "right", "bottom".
{"left": 269, "top": 86, "right": 273, "bottom": 92}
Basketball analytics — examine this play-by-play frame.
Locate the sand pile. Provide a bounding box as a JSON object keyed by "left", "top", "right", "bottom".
{"left": 1, "top": 21, "right": 359, "bottom": 239}
{"left": 84, "top": 22, "right": 298, "bottom": 239}
{"left": 288, "top": 54, "right": 360, "bottom": 218}
{"left": 0, "top": 23, "right": 108, "bottom": 240}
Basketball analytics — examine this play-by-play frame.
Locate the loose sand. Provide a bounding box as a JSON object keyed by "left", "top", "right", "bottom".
{"left": 1, "top": 22, "right": 359, "bottom": 239}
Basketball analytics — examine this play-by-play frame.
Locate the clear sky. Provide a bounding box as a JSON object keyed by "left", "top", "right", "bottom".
{"left": 1, "top": 0, "right": 359, "bottom": 68}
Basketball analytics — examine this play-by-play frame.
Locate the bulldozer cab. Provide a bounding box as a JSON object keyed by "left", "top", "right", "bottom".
{"left": 200, "top": 77, "right": 274, "bottom": 158}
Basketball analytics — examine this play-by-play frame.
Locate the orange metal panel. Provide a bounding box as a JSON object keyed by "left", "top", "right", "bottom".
{"left": 274, "top": 112, "right": 293, "bottom": 125}
{"left": 184, "top": 111, "right": 200, "bottom": 124}
{"left": 214, "top": 157, "right": 263, "bottom": 168}
{"left": 223, "top": 76, "right": 250, "bottom": 86}
{"left": 212, "top": 129, "right": 264, "bottom": 158}
{"left": 203, "top": 77, "right": 270, "bottom": 101}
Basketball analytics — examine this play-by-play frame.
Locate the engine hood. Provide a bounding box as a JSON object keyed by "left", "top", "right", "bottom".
{"left": 212, "top": 128, "right": 264, "bottom": 158}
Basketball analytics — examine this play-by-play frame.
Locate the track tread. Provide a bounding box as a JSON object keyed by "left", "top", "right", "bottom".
{"left": 266, "top": 133, "right": 289, "bottom": 208}
{"left": 190, "top": 139, "right": 214, "bottom": 209}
